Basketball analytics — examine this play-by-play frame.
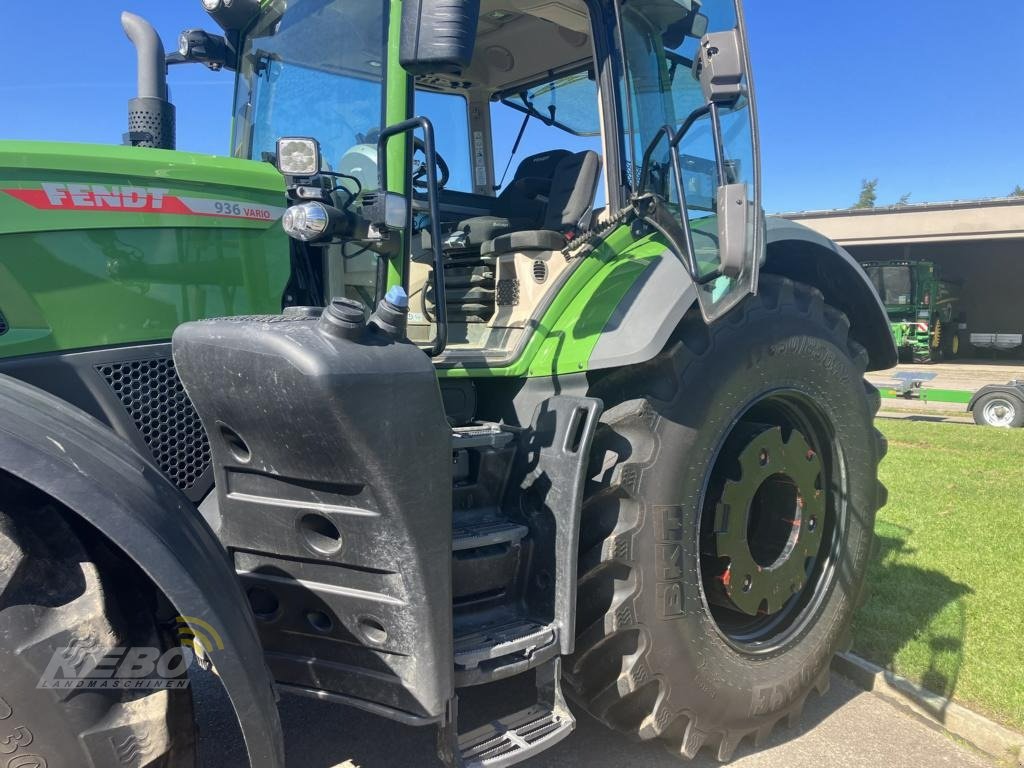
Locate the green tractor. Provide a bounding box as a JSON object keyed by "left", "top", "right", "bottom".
{"left": 0, "top": 1, "right": 895, "bottom": 765}
{"left": 862, "top": 259, "right": 963, "bottom": 363}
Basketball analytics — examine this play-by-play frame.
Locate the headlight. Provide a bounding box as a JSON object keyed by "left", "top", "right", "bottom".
{"left": 201, "top": 0, "right": 222, "bottom": 11}
{"left": 277, "top": 137, "right": 321, "bottom": 177}
{"left": 282, "top": 203, "right": 330, "bottom": 242}
{"left": 178, "top": 32, "right": 192, "bottom": 57}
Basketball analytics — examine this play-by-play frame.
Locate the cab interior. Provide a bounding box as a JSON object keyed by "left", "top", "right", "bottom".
{"left": 402, "top": 0, "right": 611, "bottom": 353}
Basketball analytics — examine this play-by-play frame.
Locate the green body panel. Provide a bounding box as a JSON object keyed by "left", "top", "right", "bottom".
{"left": 0, "top": 141, "right": 290, "bottom": 357}
{"left": 439, "top": 226, "right": 669, "bottom": 379}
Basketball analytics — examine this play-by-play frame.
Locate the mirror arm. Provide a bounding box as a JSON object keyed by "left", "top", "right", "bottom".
{"left": 708, "top": 102, "right": 729, "bottom": 186}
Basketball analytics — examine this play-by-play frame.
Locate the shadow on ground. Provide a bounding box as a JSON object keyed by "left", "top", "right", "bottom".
{"left": 853, "top": 532, "right": 972, "bottom": 721}
{"left": 192, "top": 665, "right": 868, "bottom": 767}
{"left": 189, "top": 535, "right": 975, "bottom": 766}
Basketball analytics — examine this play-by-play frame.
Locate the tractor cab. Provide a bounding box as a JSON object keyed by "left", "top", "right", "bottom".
{"left": 201, "top": 0, "right": 764, "bottom": 359}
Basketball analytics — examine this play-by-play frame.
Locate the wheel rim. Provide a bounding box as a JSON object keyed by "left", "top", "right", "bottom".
{"left": 983, "top": 398, "right": 1016, "bottom": 427}
{"left": 699, "top": 393, "right": 842, "bottom": 653}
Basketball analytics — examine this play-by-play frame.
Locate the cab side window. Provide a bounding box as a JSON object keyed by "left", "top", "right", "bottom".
{"left": 416, "top": 90, "right": 474, "bottom": 193}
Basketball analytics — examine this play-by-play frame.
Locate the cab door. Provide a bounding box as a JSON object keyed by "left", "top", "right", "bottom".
{"left": 616, "top": 0, "right": 763, "bottom": 321}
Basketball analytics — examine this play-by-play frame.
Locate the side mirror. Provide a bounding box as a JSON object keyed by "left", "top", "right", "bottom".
{"left": 695, "top": 30, "right": 745, "bottom": 105}
{"left": 400, "top": 0, "right": 481, "bottom": 76}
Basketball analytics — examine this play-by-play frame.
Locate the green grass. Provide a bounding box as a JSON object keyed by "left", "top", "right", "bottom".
{"left": 853, "top": 420, "right": 1024, "bottom": 731}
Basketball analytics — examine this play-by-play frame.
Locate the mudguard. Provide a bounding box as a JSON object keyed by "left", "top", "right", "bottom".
{"left": 588, "top": 217, "right": 896, "bottom": 373}
{"left": 0, "top": 374, "right": 284, "bottom": 768}
{"left": 967, "top": 382, "right": 1024, "bottom": 412}
{"left": 763, "top": 217, "right": 898, "bottom": 371}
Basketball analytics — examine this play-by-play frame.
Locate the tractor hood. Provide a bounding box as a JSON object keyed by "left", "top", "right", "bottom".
{"left": 0, "top": 141, "right": 291, "bottom": 358}
{"left": 0, "top": 141, "right": 287, "bottom": 236}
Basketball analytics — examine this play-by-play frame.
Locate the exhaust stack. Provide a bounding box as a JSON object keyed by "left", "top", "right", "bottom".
{"left": 121, "top": 11, "right": 176, "bottom": 150}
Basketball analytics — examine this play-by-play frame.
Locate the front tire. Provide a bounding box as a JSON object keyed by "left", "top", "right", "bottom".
{"left": 569, "top": 277, "right": 887, "bottom": 761}
{"left": 0, "top": 480, "right": 195, "bottom": 767}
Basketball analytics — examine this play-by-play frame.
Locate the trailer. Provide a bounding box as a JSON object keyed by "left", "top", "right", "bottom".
{"left": 878, "top": 372, "right": 1024, "bottom": 427}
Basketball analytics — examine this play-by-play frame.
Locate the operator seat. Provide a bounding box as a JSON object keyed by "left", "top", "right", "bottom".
{"left": 452, "top": 150, "right": 573, "bottom": 248}
{"left": 480, "top": 150, "right": 601, "bottom": 257}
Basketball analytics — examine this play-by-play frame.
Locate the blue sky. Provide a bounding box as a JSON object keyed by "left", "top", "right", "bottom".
{"left": 1, "top": 1, "right": 1022, "bottom": 212}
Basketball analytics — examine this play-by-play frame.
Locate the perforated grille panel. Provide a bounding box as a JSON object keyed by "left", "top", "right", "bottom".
{"left": 97, "top": 358, "right": 210, "bottom": 490}
{"left": 496, "top": 279, "right": 520, "bottom": 307}
{"left": 127, "top": 98, "right": 176, "bottom": 150}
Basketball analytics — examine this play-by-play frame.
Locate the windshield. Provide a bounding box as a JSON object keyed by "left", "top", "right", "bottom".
{"left": 866, "top": 265, "right": 914, "bottom": 305}
{"left": 500, "top": 71, "right": 601, "bottom": 137}
{"left": 232, "top": 0, "right": 388, "bottom": 190}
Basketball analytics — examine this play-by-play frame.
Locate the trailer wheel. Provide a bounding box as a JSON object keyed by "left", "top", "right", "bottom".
{"left": 0, "top": 481, "right": 195, "bottom": 767}
{"left": 973, "top": 392, "right": 1024, "bottom": 428}
{"left": 570, "top": 276, "right": 886, "bottom": 761}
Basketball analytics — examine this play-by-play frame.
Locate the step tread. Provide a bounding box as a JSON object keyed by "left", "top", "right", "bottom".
{"left": 458, "top": 704, "right": 575, "bottom": 768}
{"left": 452, "top": 519, "right": 529, "bottom": 551}
{"left": 454, "top": 617, "right": 555, "bottom": 669}
{"left": 451, "top": 423, "right": 516, "bottom": 450}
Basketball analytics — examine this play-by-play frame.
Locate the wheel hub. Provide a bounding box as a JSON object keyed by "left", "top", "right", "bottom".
{"left": 983, "top": 398, "right": 1016, "bottom": 427}
{"left": 712, "top": 425, "right": 824, "bottom": 616}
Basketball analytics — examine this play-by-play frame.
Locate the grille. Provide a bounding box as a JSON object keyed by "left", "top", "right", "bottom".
{"left": 496, "top": 279, "right": 520, "bottom": 307}
{"left": 532, "top": 260, "right": 548, "bottom": 284}
{"left": 97, "top": 358, "right": 210, "bottom": 491}
{"left": 0, "top": 309, "right": 7, "bottom": 335}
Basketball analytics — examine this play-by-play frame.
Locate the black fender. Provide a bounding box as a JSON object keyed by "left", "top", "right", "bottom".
{"left": 763, "top": 217, "right": 897, "bottom": 371}
{"left": 587, "top": 217, "right": 897, "bottom": 372}
{"left": 967, "top": 382, "right": 1024, "bottom": 412}
{"left": 0, "top": 374, "right": 284, "bottom": 768}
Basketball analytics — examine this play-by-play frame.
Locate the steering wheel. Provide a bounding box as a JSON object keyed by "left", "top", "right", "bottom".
{"left": 412, "top": 137, "right": 450, "bottom": 191}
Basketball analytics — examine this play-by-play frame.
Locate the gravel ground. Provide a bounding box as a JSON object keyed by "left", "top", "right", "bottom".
{"left": 192, "top": 671, "right": 996, "bottom": 768}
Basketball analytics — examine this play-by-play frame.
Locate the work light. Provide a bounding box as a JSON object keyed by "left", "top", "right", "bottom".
{"left": 202, "top": 0, "right": 260, "bottom": 33}
{"left": 276, "top": 138, "right": 321, "bottom": 178}
{"left": 282, "top": 203, "right": 330, "bottom": 242}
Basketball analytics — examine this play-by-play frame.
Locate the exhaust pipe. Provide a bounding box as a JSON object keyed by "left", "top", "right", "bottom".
{"left": 121, "top": 11, "right": 176, "bottom": 150}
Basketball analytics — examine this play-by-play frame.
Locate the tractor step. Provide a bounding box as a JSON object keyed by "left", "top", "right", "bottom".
{"left": 457, "top": 704, "right": 574, "bottom": 767}
{"left": 452, "top": 519, "right": 528, "bottom": 552}
{"left": 451, "top": 423, "right": 516, "bottom": 450}
{"left": 454, "top": 616, "right": 554, "bottom": 670}
{"left": 438, "top": 658, "right": 575, "bottom": 768}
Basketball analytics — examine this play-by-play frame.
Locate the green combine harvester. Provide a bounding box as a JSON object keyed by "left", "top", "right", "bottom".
{"left": 0, "top": 1, "right": 897, "bottom": 765}
{"left": 862, "top": 259, "right": 963, "bottom": 363}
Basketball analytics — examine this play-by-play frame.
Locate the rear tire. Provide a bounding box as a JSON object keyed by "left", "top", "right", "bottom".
{"left": 0, "top": 480, "right": 195, "bottom": 767}
{"left": 569, "top": 277, "right": 887, "bottom": 761}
